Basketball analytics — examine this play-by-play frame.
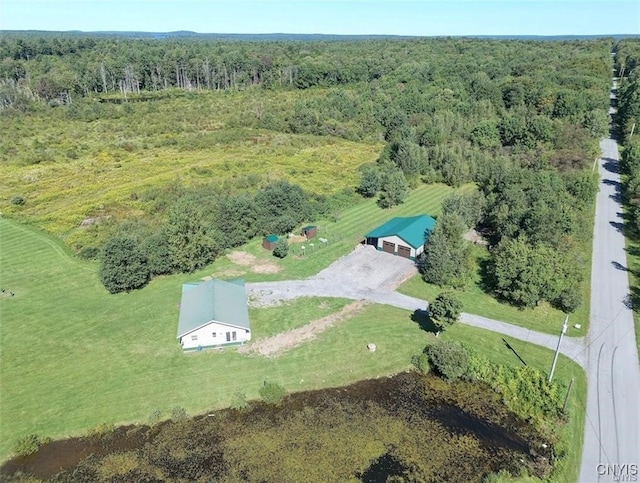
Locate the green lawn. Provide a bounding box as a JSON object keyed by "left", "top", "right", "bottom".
{"left": 0, "top": 216, "right": 585, "bottom": 481}
{"left": 249, "top": 297, "right": 352, "bottom": 339}
{"left": 398, "top": 245, "right": 590, "bottom": 337}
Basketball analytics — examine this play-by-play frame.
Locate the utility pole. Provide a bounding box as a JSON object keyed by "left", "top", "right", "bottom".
{"left": 548, "top": 315, "right": 568, "bottom": 383}
{"left": 630, "top": 123, "right": 636, "bottom": 138}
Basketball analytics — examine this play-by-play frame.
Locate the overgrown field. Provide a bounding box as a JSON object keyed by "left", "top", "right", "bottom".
{"left": 0, "top": 88, "right": 382, "bottom": 244}
{"left": 0, "top": 217, "right": 585, "bottom": 477}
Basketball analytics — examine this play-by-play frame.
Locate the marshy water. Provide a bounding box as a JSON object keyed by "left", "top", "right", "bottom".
{"left": 2, "top": 371, "right": 552, "bottom": 482}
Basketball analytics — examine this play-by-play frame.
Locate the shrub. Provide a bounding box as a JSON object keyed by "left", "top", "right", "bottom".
{"left": 411, "top": 352, "right": 431, "bottom": 374}
{"left": 259, "top": 381, "right": 286, "bottom": 405}
{"left": 553, "top": 286, "right": 582, "bottom": 313}
{"left": 78, "top": 246, "right": 100, "bottom": 260}
{"left": 230, "top": 390, "right": 249, "bottom": 410}
{"left": 272, "top": 238, "right": 289, "bottom": 259}
{"left": 87, "top": 422, "right": 115, "bottom": 440}
{"left": 171, "top": 406, "right": 187, "bottom": 422}
{"left": 425, "top": 341, "right": 469, "bottom": 382}
{"left": 14, "top": 434, "right": 48, "bottom": 456}
{"left": 148, "top": 408, "right": 163, "bottom": 425}
{"left": 10, "top": 195, "right": 25, "bottom": 206}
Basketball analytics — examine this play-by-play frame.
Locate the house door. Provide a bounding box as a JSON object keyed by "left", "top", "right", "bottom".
{"left": 398, "top": 245, "right": 411, "bottom": 258}
{"left": 382, "top": 241, "right": 395, "bottom": 254}
{"left": 226, "top": 332, "right": 231, "bottom": 342}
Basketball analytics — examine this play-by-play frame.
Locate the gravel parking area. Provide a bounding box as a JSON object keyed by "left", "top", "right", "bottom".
{"left": 246, "top": 245, "right": 418, "bottom": 307}
{"left": 311, "top": 244, "right": 417, "bottom": 290}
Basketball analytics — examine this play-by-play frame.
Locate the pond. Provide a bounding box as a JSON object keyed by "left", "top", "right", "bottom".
{"left": 1, "top": 371, "right": 552, "bottom": 482}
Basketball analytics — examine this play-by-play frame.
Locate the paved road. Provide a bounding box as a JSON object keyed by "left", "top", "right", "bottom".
{"left": 578, "top": 77, "right": 640, "bottom": 482}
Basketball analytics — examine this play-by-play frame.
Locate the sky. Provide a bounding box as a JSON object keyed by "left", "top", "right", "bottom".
{"left": 0, "top": 0, "right": 638, "bottom": 36}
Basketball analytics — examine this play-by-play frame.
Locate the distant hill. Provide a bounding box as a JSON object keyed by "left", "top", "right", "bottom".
{"left": 1, "top": 30, "right": 638, "bottom": 42}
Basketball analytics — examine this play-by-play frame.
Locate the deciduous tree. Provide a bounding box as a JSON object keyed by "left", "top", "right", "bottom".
{"left": 99, "top": 236, "right": 150, "bottom": 293}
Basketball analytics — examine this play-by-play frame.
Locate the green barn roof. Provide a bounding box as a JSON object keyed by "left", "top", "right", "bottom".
{"left": 365, "top": 215, "right": 436, "bottom": 249}
{"left": 177, "top": 279, "right": 250, "bottom": 338}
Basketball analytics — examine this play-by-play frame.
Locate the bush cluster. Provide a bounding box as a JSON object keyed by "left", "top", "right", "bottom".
{"left": 259, "top": 381, "right": 286, "bottom": 405}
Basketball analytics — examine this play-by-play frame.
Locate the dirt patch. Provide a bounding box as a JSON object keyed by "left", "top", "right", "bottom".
{"left": 207, "top": 269, "right": 244, "bottom": 280}
{"left": 287, "top": 234, "right": 307, "bottom": 243}
{"left": 227, "top": 251, "right": 281, "bottom": 274}
{"left": 239, "top": 300, "right": 368, "bottom": 357}
{"left": 464, "top": 229, "right": 488, "bottom": 245}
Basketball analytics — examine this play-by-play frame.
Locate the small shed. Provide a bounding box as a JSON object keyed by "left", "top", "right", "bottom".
{"left": 262, "top": 234, "right": 279, "bottom": 250}
{"left": 301, "top": 225, "right": 317, "bottom": 239}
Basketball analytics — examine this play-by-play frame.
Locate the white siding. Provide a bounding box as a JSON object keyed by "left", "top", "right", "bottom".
{"left": 180, "top": 320, "right": 251, "bottom": 350}
{"left": 376, "top": 235, "right": 418, "bottom": 258}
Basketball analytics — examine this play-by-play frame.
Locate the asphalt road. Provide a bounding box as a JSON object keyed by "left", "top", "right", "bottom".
{"left": 578, "top": 78, "right": 640, "bottom": 482}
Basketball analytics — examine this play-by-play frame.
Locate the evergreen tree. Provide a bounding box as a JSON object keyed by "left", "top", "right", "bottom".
{"left": 421, "top": 212, "right": 470, "bottom": 288}
{"left": 378, "top": 170, "right": 409, "bottom": 208}
{"left": 166, "top": 197, "right": 220, "bottom": 273}
{"left": 429, "top": 292, "right": 463, "bottom": 332}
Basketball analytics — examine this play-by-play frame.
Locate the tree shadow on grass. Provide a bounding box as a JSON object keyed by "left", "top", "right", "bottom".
{"left": 502, "top": 338, "right": 527, "bottom": 367}
{"left": 477, "top": 256, "right": 494, "bottom": 293}
{"left": 411, "top": 309, "right": 438, "bottom": 334}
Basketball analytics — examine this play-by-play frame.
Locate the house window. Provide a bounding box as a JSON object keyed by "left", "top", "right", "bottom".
{"left": 226, "top": 332, "right": 231, "bottom": 342}
{"left": 212, "top": 332, "right": 216, "bottom": 338}
{"left": 191, "top": 335, "right": 198, "bottom": 341}
{"left": 232, "top": 331, "right": 237, "bottom": 341}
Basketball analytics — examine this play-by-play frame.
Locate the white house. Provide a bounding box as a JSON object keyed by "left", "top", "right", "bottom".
{"left": 177, "top": 279, "right": 251, "bottom": 351}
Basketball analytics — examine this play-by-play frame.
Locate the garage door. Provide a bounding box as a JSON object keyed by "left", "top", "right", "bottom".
{"left": 398, "top": 245, "right": 411, "bottom": 258}
{"left": 382, "top": 241, "right": 395, "bottom": 254}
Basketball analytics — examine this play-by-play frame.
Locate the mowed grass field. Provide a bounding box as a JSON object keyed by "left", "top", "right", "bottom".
{"left": 0, "top": 212, "right": 585, "bottom": 474}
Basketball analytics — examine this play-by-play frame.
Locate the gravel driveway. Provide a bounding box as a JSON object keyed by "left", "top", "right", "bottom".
{"left": 246, "top": 245, "right": 419, "bottom": 307}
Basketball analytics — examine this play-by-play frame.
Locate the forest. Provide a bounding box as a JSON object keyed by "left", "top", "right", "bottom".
{"left": 0, "top": 34, "right": 614, "bottom": 304}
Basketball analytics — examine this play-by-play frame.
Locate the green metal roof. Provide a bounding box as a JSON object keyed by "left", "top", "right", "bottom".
{"left": 177, "top": 279, "right": 250, "bottom": 338}
{"left": 265, "top": 234, "right": 279, "bottom": 242}
{"left": 302, "top": 225, "right": 316, "bottom": 230}
{"left": 364, "top": 215, "right": 436, "bottom": 249}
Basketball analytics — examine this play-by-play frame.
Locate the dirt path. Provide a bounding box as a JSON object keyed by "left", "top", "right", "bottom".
{"left": 239, "top": 300, "right": 369, "bottom": 357}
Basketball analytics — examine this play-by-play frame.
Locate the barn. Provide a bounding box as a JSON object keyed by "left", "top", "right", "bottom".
{"left": 364, "top": 215, "right": 436, "bottom": 260}
{"left": 262, "top": 234, "right": 279, "bottom": 250}
{"left": 177, "top": 279, "right": 251, "bottom": 351}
